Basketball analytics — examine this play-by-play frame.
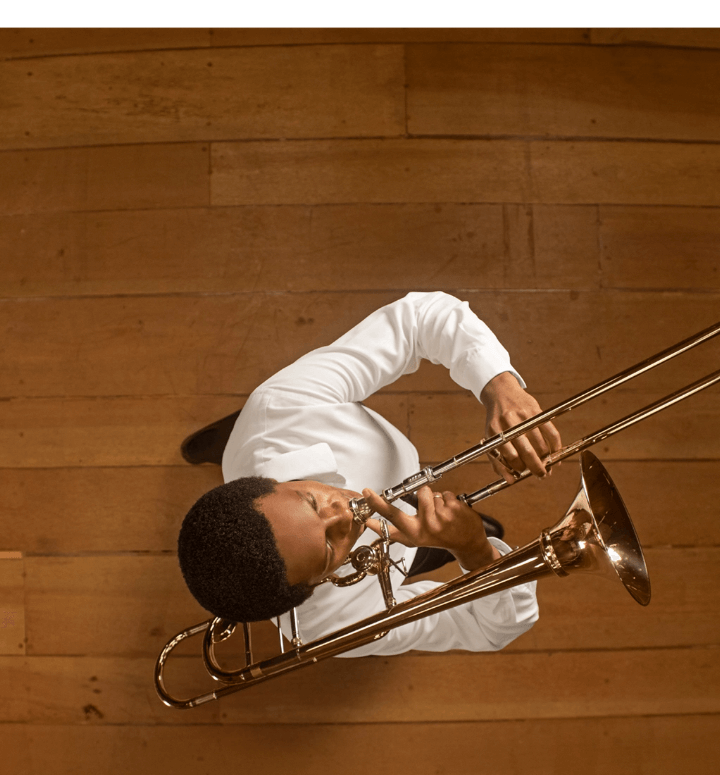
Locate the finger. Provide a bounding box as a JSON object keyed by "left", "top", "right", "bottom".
{"left": 362, "top": 488, "right": 419, "bottom": 536}
{"left": 540, "top": 419, "right": 563, "bottom": 456}
{"left": 416, "top": 486, "right": 444, "bottom": 533}
{"left": 496, "top": 440, "right": 524, "bottom": 473}
{"left": 510, "top": 434, "right": 547, "bottom": 477}
{"left": 525, "top": 426, "right": 550, "bottom": 460}
{"left": 489, "top": 452, "right": 519, "bottom": 484}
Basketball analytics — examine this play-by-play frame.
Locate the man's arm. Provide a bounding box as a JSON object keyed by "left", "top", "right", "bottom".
{"left": 225, "top": 292, "right": 560, "bottom": 480}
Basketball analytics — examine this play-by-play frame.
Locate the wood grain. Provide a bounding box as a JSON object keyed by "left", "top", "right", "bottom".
{"left": 407, "top": 44, "right": 720, "bottom": 141}
{"left": 2, "top": 290, "right": 717, "bottom": 399}
{"left": 21, "top": 548, "right": 720, "bottom": 657}
{"left": 0, "top": 28, "right": 213, "bottom": 58}
{"left": 530, "top": 141, "right": 720, "bottom": 206}
{"left": 3, "top": 717, "right": 719, "bottom": 775}
{"left": 7, "top": 203, "right": 716, "bottom": 298}
{"left": 0, "top": 144, "right": 209, "bottom": 216}
{"left": 591, "top": 28, "right": 720, "bottom": 49}
{"left": 0, "top": 29, "right": 591, "bottom": 60}
{"left": 212, "top": 139, "right": 720, "bottom": 207}
{"left": 211, "top": 139, "right": 531, "bottom": 206}
{"left": 0, "top": 46, "right": 404, "bottom": 150}
{"left": 2, "top": 647, "right": 715, "bottom": 723}
{"left": 0, "top": 557, "right": 25, "bottom": 655}
{"left": 0, "top": 203, "right": 602, "bottom": 298}
{"left": 210, "top": 29, "right": 592, "bottom": 47}
{"left": 599, "top": 205, "right": 720, "bottom": 289}
{"left": 1, "top": 466, "right": 222, "bottom": 553}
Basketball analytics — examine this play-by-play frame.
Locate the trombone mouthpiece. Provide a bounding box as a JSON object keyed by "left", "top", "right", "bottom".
{"left": 349, "top": 497, "right": 373, "bottom": 525}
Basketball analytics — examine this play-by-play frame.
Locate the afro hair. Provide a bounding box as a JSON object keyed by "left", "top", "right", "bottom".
{"left": 177, "top": 476, "right": 313, "bottom": 622}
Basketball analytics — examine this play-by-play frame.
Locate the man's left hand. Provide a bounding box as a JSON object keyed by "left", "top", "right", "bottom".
{"left": 480, "top": 371, "right": 562, "bottom": 482}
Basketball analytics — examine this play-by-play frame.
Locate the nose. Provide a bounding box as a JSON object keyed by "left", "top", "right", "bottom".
{"left": 319, "top": 496, "right": 354, "bottom": 540}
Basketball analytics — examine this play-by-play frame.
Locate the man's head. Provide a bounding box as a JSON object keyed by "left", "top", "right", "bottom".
{"left": 177, "top": 476, "right": 365, "bottom": 622}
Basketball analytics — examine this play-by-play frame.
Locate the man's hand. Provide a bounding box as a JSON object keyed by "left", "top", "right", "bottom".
{"left": 481, "top": 371, "right": 562, "bottom": 483}
{"left": 362, "top": 485, "right": 501, "bottom": 571}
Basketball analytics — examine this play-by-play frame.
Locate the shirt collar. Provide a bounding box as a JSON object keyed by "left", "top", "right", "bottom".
{"left": 258, "top": 442, "right": 346, "bottom": 485}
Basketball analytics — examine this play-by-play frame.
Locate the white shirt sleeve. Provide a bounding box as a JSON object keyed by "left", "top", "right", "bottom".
{"left": 250, "top": 291, "right": 524, "bottom": 405}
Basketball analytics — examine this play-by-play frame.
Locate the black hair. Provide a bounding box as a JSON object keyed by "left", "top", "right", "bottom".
{"left": 177, "top": 476, "right": 314, "bottom": 622}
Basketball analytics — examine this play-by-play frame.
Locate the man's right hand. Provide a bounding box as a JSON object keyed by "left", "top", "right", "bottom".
{"left": 362, "top": 485, "right": 501, "bottom": 571}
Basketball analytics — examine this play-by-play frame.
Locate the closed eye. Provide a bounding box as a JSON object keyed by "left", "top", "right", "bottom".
{"left": 303, "top": 492, "right": 333, "bottom": 573}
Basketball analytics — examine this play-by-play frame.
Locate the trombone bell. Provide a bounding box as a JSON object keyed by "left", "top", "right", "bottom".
{"left": 544, "top": 450, "right": 650, "bottom": 606}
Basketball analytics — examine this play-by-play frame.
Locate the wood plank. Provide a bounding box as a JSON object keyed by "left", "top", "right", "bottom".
{"left": 0, "top": 556, "right": 25, "bottom": 655}
{"left": 599, "top": 205, "right": 720, "bottom": 290}
{"left": 0, "top": 655, "right": 219, "bottom": 723}
{"left": 22, "top": 548, "right": 720, "bottom": 657}
{"left": 0, "top": 203, "right": 601, "bottom": 298}
{"left": 531, "top": 204, "right": 600, "bottom": 288}
{"left": 3, "top": 716, "right": 718, "bottom": 775}
{"left": 212, "top": 29, "right": 592, "bottom": 46}
{"left": 1, "top": 466, "right": 221, "bottom": 553}
{"left": 211, "top": 139, "right": 531, "bottom": 206}
{"left": 0, "top": 29, "right": 590, "bottom": 59}
{"left": 591, "top": 28, "right": 720, "bottom": 49}
{"left": 407, "top": 44, "right": 720, "bottom": 141}
{"left": 212, "top": 139, "right": 720, "bottom": 207}
{"left": 0, "top": 29, "right": 212, "bottom": 58}
{"left": 5, "top": 460, "right": 718, "bottom": 555}
{"left": 436, "top": 461, "right": 720, "bottom": 549}
{"left": 0, "top": 144, "right": 209, "bottom": 216}
{"left": 4, "top": 647, "right": 714, "bottom": 723}
{"left": 2, "top": 290, "right": 717, "bottom": 399}
{"left": 530, "top": 141, "right": 720, "bottom": 206}
{"left": 0, "top": 46, "right": 404, "bottom": 150}
{"left": 206, "top": 647, "right": 720, "bottom": 723}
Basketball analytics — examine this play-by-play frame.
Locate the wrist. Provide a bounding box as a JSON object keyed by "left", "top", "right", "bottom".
{"left": 452, "top": 539, "right": 501, "bottom": 571}
{"left": 480, "top": 371, "right": 521, "bottom": 404}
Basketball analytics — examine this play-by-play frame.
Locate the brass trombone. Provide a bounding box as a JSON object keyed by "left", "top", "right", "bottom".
{"left": 155, "top": 321, "right": 720, "bottom": 709}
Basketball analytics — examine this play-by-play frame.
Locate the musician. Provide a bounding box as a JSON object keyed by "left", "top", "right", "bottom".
{"left": 178, "top": 292, "right": 561, "bottom": 655}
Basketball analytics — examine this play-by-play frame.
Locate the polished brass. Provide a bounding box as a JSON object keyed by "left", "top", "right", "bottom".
{"left": 156, "top": 452, "right": 650, "bottom": 709}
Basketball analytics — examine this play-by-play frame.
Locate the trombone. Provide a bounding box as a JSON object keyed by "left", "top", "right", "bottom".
{"left": 155, "top": 321, "right": 720, "bottom": 709}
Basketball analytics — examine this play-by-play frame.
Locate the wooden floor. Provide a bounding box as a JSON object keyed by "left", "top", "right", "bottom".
{"left": 1, "top": 28, "right": 719, "bottom": 774}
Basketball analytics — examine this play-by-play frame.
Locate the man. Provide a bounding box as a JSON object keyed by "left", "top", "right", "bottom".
{"left": 178, "top": 292, "right": 561, "bottom": 656}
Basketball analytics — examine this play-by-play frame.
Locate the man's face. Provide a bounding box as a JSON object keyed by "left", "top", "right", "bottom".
{"left": 258, "top": 480, "right": 365, "bottom": 586}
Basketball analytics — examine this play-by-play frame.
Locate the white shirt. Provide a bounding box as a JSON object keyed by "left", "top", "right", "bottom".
{"left": 222, "top": 292, "right": 539, "bottom": 656}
